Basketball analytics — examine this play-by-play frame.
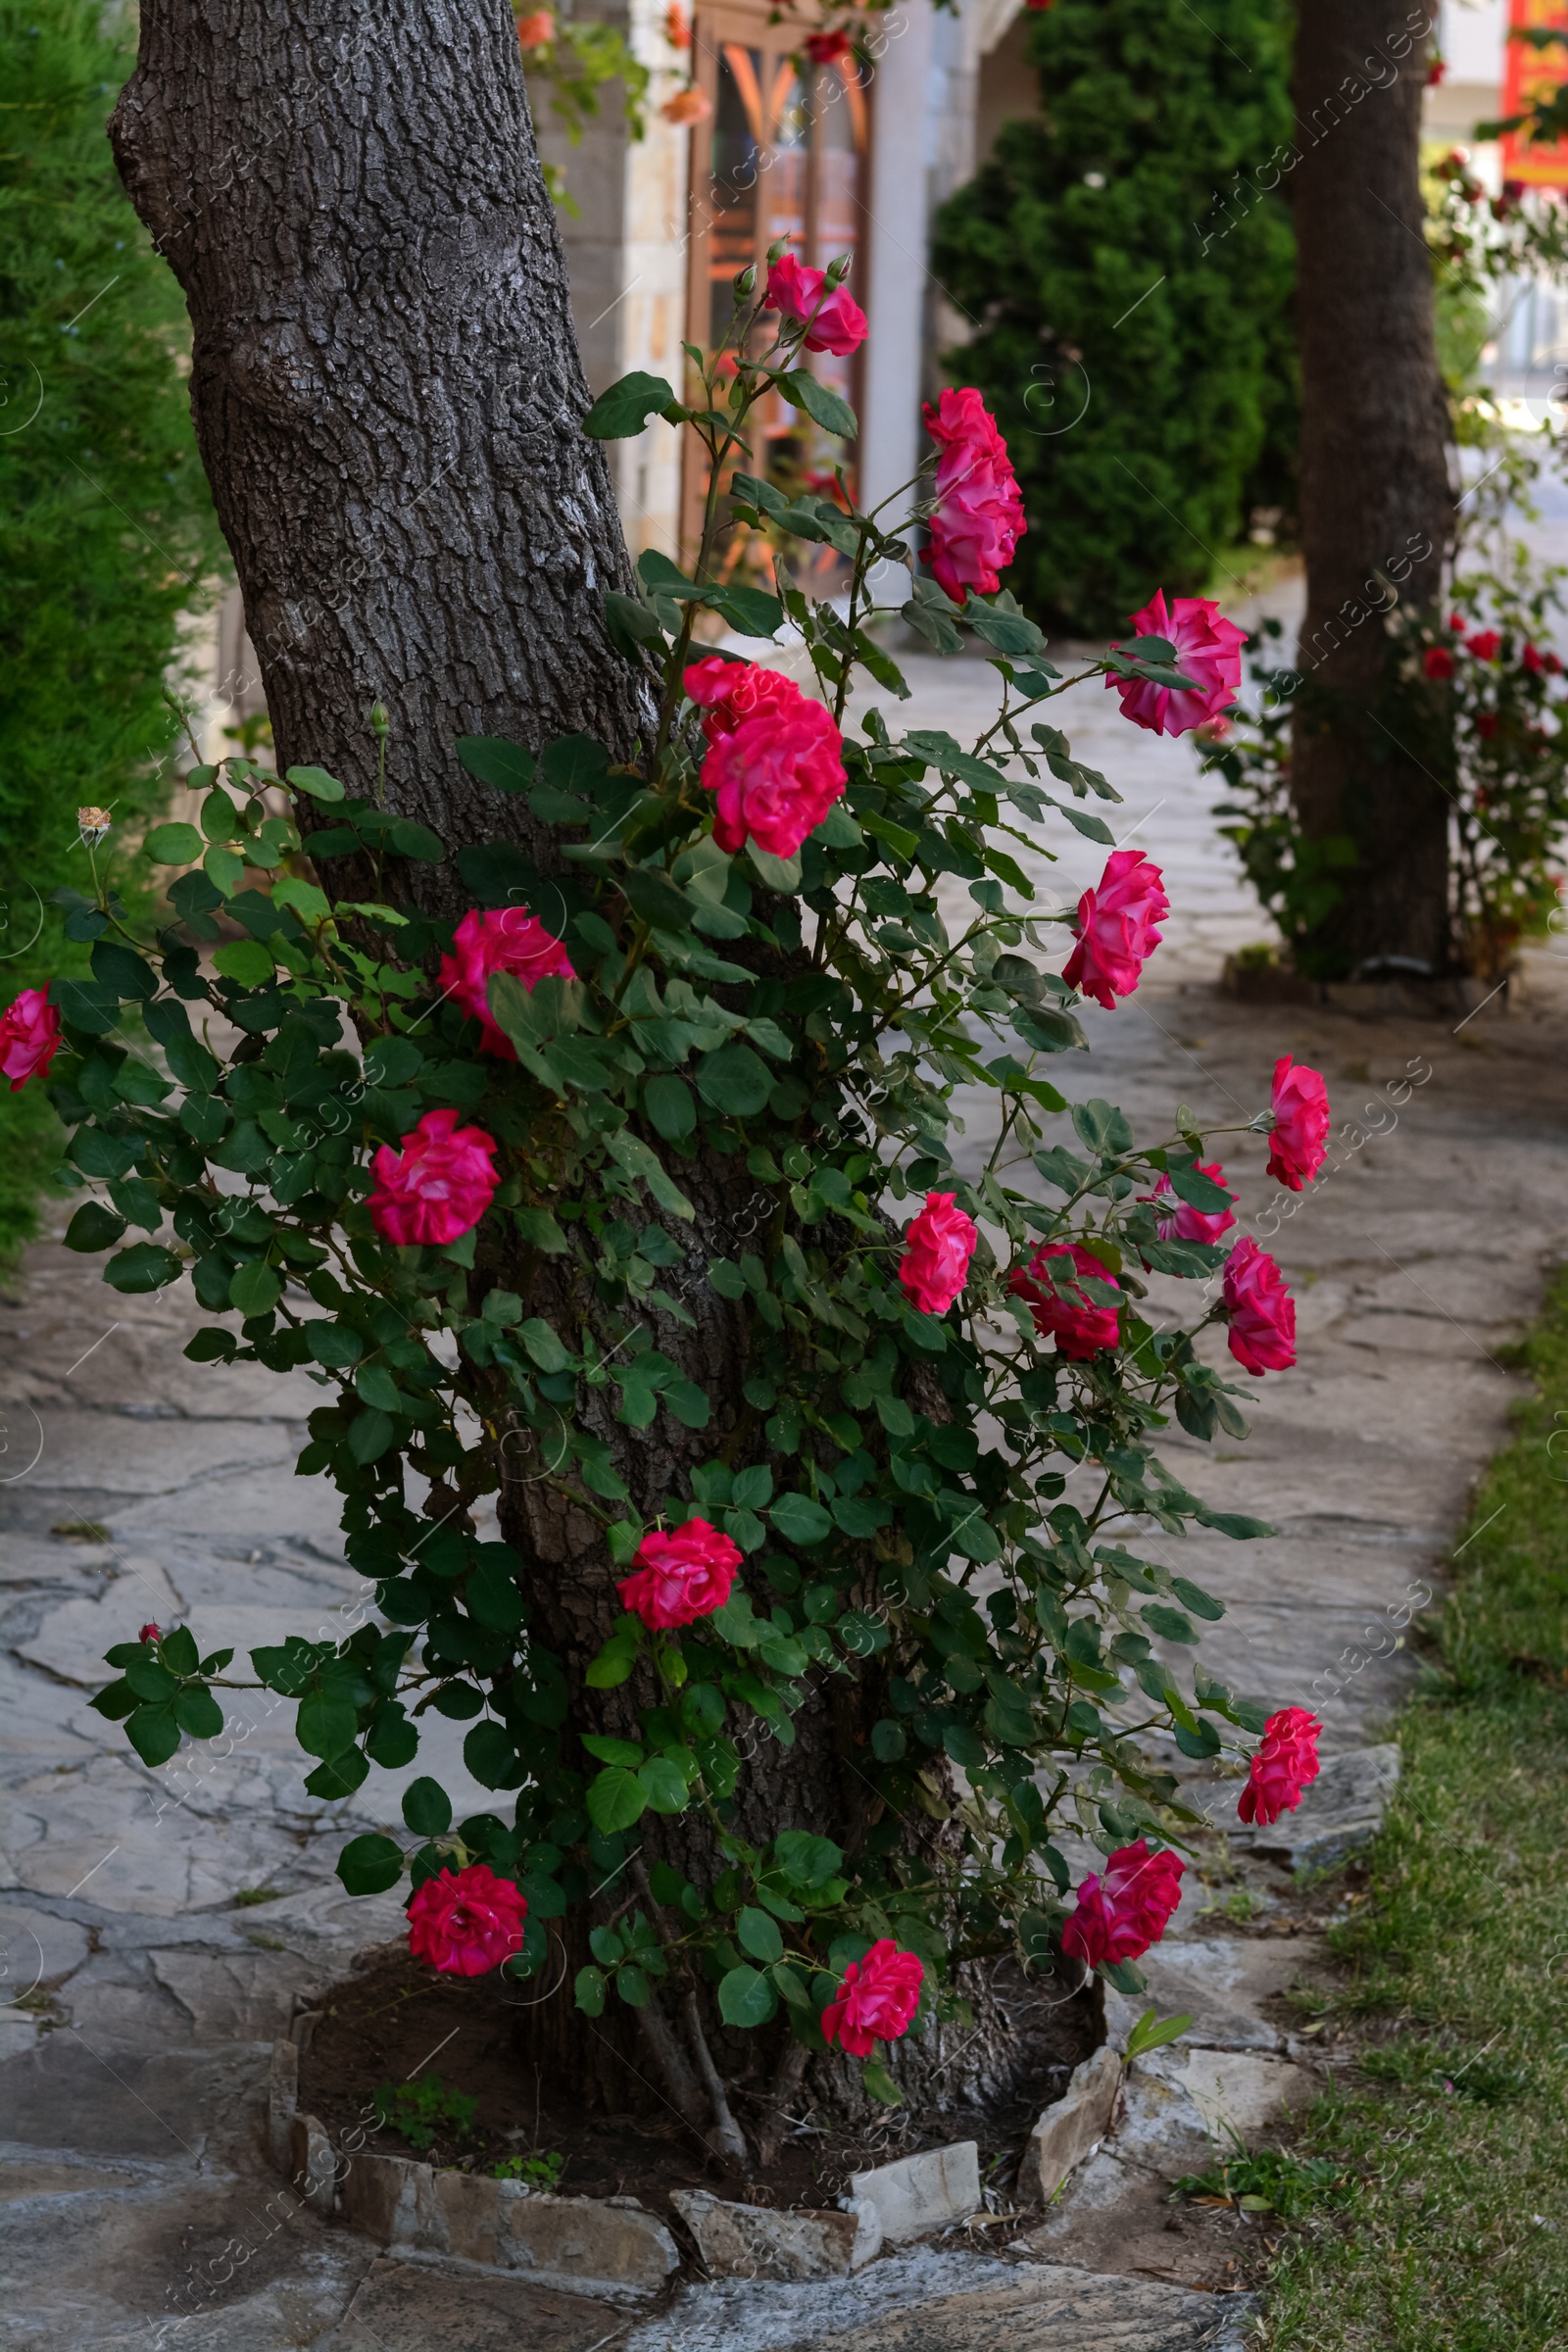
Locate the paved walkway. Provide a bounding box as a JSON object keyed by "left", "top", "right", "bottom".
{"left": 6, "top": 607, "right": 1568, "bottom": 2344}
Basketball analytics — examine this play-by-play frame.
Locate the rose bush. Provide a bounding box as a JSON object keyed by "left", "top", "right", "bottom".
{"left": 51, "top": 247, "right": 1326, "bottom": 2138}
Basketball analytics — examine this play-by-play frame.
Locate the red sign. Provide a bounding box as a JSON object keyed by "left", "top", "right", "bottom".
{"left": 1503, "top": 0, "right": 1568, "bottom": 187}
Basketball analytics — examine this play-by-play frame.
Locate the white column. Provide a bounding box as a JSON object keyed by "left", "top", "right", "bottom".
{"left": 858, "top": 1, "right": 937, "bottom": 517}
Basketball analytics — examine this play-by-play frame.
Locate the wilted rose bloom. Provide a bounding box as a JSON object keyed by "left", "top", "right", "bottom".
{"left": 1467, "top": 629, "right": 1501, "bottom": 662}
{"left": 1060, "top": 1841, "right": 1184, "bottom": 1970}
{"left": 1423, "top": 644, "right": 1455, "bottom": 679}
{"left": 0, "top": 987, "right": 62, "bottom": 1093}
{"left": 515, "top": 7, "right": 554, "bottom": 46}
{"left": 439, "top": 905, "right": 575, "bottom": 1059}
{"left": 408, "top": 1863, "right": 527, "bottom": 1977}
{"left": 805, "top": 26, "right": 852, "bottom": 63}
{"left": 920, "top": 387, "right": 1026, "bottom": 603}
{"left": 898, "top": 1191, "right": 979, "bottom": 1314}
{"left": 1108, "top": 590, "right": 1246, "bottom": 737}
{"left": 1267, "top": 1054, "right": 1330, "bottom": 1190}
{"left": 1224, "top": 1235, "right": 1297, "bottom": 1375}
{"left": 618, "top": 1517, "right": 742, "bottom": 1629}
{"left": 368, "top": 1108, "right": 500, "bottom": 1248}
{"left": 1150, "top": 1160, "right": 1235, "bottom": 1246}
{"left": 821, "top": 1939, "right": 924, "bottom": 2056}
{"left": 1062, "top": 849, "right": 1169, "bottom": 1008}
{"left": 138, "top": 1622, "right": 161, "bottom": 1644}
{"left": 662, "top": 85, "right": 711, "bottom": 124}
{"left": 1239, "top": 1706, "right": 1322, "bottom": 1826}
{"left": 760, "top": 253, "right": 867, "bottom": 357}
{"left": 77, "top": 807, "right": 112, "bottom": 844}
{"left": 1007, "top": 1240, "right": 1120, "bottom": 1359}
{"left": 701, "top": 680, "right": 847, "bottom": 858}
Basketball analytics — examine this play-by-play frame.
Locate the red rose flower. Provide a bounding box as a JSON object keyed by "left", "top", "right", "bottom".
{"left": 1427, "top": 55, "right": 1446, "bottom": 83}
{"left": 1547, "top": 652, "right": 1564, "bottom": 675}
{"left": 1238, "top": 1706, "right": 1322, "bottom": 1826}
{"left": 1423, "top": 645, "right": 1454, "bottom": 679}
{"left": 920, "top": 387, "right": 1026, "bottom": 604}
{"left": 821, "top": 1938, "right": 924, "bottom": 2057}
{"left": 617, "top": 1517, "right": 742, "bottom": 1629}
{"left": 1267, "top": 1054, "right": 1330, "bottom": 1191}
{"left": 1523, "top": 641, "right": 1546, "bottom": 674}
{"left": 408, "top": 1863, "right": 527, "bottom": 1977}
{"left": 1060, "top": 1840, "right": 1184, "bottom": 1970}
{"left": 805, "top": 27, "right": 852, "bottom": 63}
{"left": 368, "top": 1108, "right": 501, "bottom": 1248}
{"left": 1224, "top": 1235, "right": 1297, "bottom": 1375}
{"left": 1150, "top": 1160, "right": 1235, "bottom": 1247}
{"left": 760, "top": 253, "right": 867, "bottom": 357}
{"left": 1062, "top": 849, "right": 1169, "bottom": 1008}
{"left": 684, "top": 656, "right": 800, "bottom": 745}
{"left": 1007, "top": 1240, "right": 1120, "bottom": 1359}
{"left": 439, "top": 905, "right": 574, "bottom": 1060}
{"left": 1476, "top": 711, "right": 1499, "bottom": 741}
{"left": 699, "top": 677, "right": 847, "bottom": 858}
{"left": 1107, "top": 590, "right": 1246, "bottom": 737}
{"left": 0, "top": 987, "right": 62, "bottom": 1093}
{"left": 138, "top": 1622, "right": 162, "bottom": 1643}
{"left": 898, "top": 1191, "right": 979, "bottom": 1315}
{"left": 1467, "top": 629, "right": 1501, "bottom": 662}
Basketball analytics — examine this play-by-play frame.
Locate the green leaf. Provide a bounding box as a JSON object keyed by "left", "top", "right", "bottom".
{"left": 1171, "top": 1575, "right": 1225, "bottom": 1623}
{"left": 229, "top": 1261, "right": 282, "bottom": 1317}
{"left": 1196, "top": 1508, "right": 1276, "bottom": 1541}
{"left": 1142, "top": 1604, "right": 1200, "bottom": 1645}
{"left": 349, "top": 1407, "right": 395, "bottom": 1463}
{"left": 605, "top": 1129, "right": 694, "bottom": 1221}
{"left": 457, "top": 738, "right": 535, "bottom": 795}
{"left": 769, "top": 1492, "right": 833, "bottom": 1546}
{"left": 737, "top": 1905, "right": 784, "bottom": 1963}
{"left": 586, "top": 1765, "right": 648, "bottom": 1834}
{"left": 1124, "top": 2006, "right": 1193, "bottom": 2064}
{"left": 747, "top": 844, "right": 804, "bottom": 895}
{"left": 285, "top": 764, "right": 346, "bottom": 803}
{"left": 581, "top": 1734, "right": 644, "bottom": 1767}
{"left": 125, "top": 1702, "right": 180, "bottom": 1767}
{"left": 105, "top": 1245, "right": 179, "bottom": 1295}
{"left": 144, "top": 821, "right": 204, "bottom": 863}
{"left": 338, "top": 1833, "right": 404, "bottom": 1895}
{"left": 174, "top": 1685, "right": 223, "bottom": 1739}
{"left": 715, "top": 582, "right": 786, "bottom": 638}
{"left": 717, "top": 1963, "right": 778, "bottom": 2028}
{"left": 304, "top": 1320, "right": 365, "bottom": 1369}
{"left": 776, "top": 369, "right": 858, "bottom": 440}
{"left": 663, "top": 1381, "right": 711, "bottom": 1430}
{"left": 64, "top": 1201, "right": 127, "bottom": 1253}
{"left": 585, "top": 1639, "right": 638, "bottom": 1689}
{"left": 213, "top": 939, "right": 276, "bottom": 989}
{"left": 574, "top": 1964, "right": 608, "bottom": 2016}
{"left": 160, "top": 1626, "right": 199, "bottom": 1675}
{"left": 695, "top": 1042, "right": 772, "bottom": 1118}
{"left": 620, "top": 866, "right": 693, "bottom": 934}
{"left": 515, "top": 1205, "right": 569, "bottom": 1253}
{"left": 297, "top": 1690, "right": 358, "bottom": 1760}
{"left": 402, "top": 1776, "right": 452, "bottom": 1836}
{"left": 582, "top": 370, "right": 680, "bottom": 437}
{"left": 861, "top": 2058, "right": 903, "bottom": 2106}
{"left": 518, "top": 1318, "right": 572, "bottom": 1374}
{"left": 644, "top": 1074, "right": 697, "bottom": 1143}
{"left": 638, "top": 1756, "right": 691, "bottom": 1813}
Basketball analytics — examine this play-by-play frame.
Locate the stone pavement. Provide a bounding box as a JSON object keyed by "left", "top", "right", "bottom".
{"left": 6, "top": 619, "right": 1568, "bottom": 2344}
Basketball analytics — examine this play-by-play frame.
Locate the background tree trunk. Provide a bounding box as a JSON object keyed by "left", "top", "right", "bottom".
{"left": 109, "top": 0, "right": 646, "bottom": 855}
{"left": 108, "top": 0, "right": 1062, "bottom": 2150}
{"left": 1290, "top": 0, "right": 1455, "bottom": 977}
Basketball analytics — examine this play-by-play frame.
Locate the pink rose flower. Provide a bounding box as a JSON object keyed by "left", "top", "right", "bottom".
{"left": 1062, "top": 849, "right": 1169, "bottom": 1008}
{"left": 439, "top": 906, "right": 575, "bottom": 1060}
{"left": 1060, "top": 1840, "right": 1185, "bottom": 1971}
{"left": 684, "top": 656, "right": 800, "bottom": 746}
{"left": 821, "top": 1938, "right": 924, "bottom": 2057}
{"left": 898, "top": 1191, "right": 979, "bottom": 1315}
{"left": 1423, "top": 645, "right": 1454, "bottom": 680}
{"left": 407, "top": 1863, "right": 527, "bottom": 1977}
{"left": 138, "top": 1622, "right": 161, "bottom": 1643}
{"left": 617, "top": 1517, "right": 742, "bottom": 1630}
{"left": 1238, "top": 1706, "right": 1323, "bottom": 1827}
{"left": 700, "top": 679, "right": 847, "bottom": 859}
{"left": 1224, "top": 1235, "right": 1297, "bottom": 1375}
{"left": 760, "top": 253, "right": 867, "bottom": 357}
{"left": 1267, "top": 1055, "right": 1330, "bottom": 1191}
{"left": 1007, "top": 1240, "right": 1120, "bottom": 1359}
{"left": 0, "top": 987, "right": 62, "bottom": 1093}
{"left": 1150, "top": 1160, "right": 1235, "bottom": 1247}
{"left": 1108, "top": 590, "right": 1246, "bottom": 737}
{"left": 920, "top": 387, "right": 1026, "bottom": 604}
{"left": 368, "top": 1108, "right": 501, "bottom": 1248}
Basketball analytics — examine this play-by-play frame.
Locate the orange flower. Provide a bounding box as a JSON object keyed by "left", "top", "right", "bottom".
{"left": 662, "top": 85, "right": 711, "bottom": 124}
{"left": 516, "top": 9, "right": 555, "bottom": 50}
{"left": 665, "top": 2, "right": 692, "bottom": 48}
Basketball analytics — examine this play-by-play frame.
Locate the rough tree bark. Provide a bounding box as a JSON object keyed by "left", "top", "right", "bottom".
{"left": 109, "top": 0, "right": 646, "bottom": 847}
{"left": 109, "top": 0, "right": 1072, "bottom": 2161}
{"left": 1291, "top": 0, "right": 1455, "bottom": 977}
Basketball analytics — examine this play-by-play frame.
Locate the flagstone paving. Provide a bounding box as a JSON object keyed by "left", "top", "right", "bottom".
{"left": 6, "top": 610, "right": 1568, "bottom": 2343}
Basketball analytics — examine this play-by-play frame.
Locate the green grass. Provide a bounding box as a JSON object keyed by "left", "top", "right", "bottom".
{"left": 1259, "top": 1271, "right": 1568, "bottom": 2349}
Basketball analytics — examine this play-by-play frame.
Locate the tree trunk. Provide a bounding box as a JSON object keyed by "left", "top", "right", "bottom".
{"left": 109, "top": 0, "right": 646, "bottom": 856}
{"left": 1290, "top": 0, "right": 1455, "bottom": 978}
{"left": 108, "top": 0, "right": 1055, "bottom": 2158}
